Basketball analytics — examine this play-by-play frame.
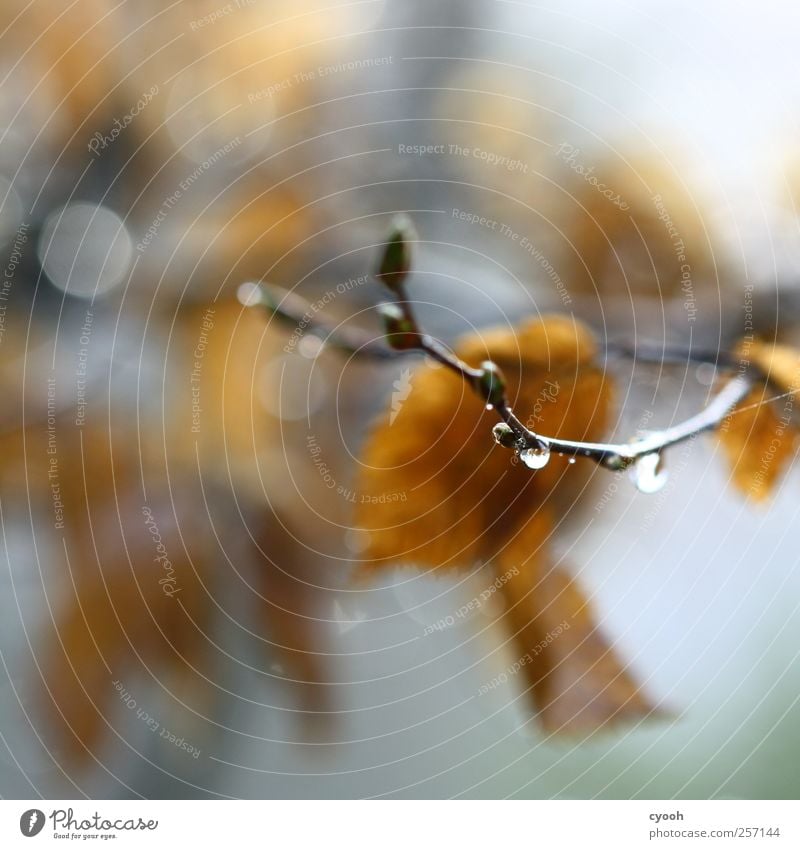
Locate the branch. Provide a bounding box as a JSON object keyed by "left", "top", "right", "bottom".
{"left": 236, "top": 281, "right": 398, "bottom": 360}
{"left": 375, "top": 296, "right": 752, "bottom": 473}
{"left": 372, "top": 216, "right": 757, "bottom": 476}
{"left": 241, "top": 216, "right": 757, "bottom": 479}
{"left": 604, "top": 341, "right": 738, "bottom": 370}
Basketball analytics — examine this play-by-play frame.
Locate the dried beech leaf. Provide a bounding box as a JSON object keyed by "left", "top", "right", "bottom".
{"left": 36, "top": 428, "right": 214, "bottom": 762}
{"left": 2, "top": 300, "right": 336, "bottom": 763}
{"left": 354, "top": 315, "right": 613, "bottom": 573}
{"left": 558, "top": 155, "right": 724, "bottom": 299}
{"left": 353, "top": 315, "right": 650, "bottom": 733}
{"left": 718, "top": 386, "right": 798, "bottom": 500}
{"left": 494, "top": 512, "right": 657, "bottom": 733}
{"left": 745, "top": 339, "right": 800, "bottom": 395}
{"left": 717, "top": 338, "right": 800, "bottom": 499}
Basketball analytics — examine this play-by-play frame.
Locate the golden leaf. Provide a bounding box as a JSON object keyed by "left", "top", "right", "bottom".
{"left": 718, "top": 338, "right": 800, "bottom": 500}
{"left": 0, "top": 299, "right": 338, "bottom": 764}
{"left": 354, "top": 315, "right": 612, "bottom": 572}
{"left": 493, "top": 511, "right": 655, "bottom": 733}
{"left": 557, "top": 155, "right": 723, "bottom": 300}
{"left": 746, "top": 339, "right": 800, "bottom": 396}
{"left": 31, "top": 425, "right": 214, "bottom": 763}
{"left": 354, "top": 315, "right": 658, "bottom": 731}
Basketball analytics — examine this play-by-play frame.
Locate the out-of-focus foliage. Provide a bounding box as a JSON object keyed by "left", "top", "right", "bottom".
{"left": 355, "top": 316, "right": 657, "bottom": 731}
{"left": 719, "top": 339, "right": 800, "bottom": 500}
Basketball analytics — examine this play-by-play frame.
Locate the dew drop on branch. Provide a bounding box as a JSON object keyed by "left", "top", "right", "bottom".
{"left": 629, "top": 452, "right": 668, "bottom": 493}
{"left": 519, "top": 444, "right": 551, "bottom": 470}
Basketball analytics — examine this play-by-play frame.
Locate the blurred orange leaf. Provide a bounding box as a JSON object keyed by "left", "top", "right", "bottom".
{"left": 354, "top": 315, "right": 657, "bottom": 732}
{"left": 718, "top": 339, "right": 800, "bottom": 500}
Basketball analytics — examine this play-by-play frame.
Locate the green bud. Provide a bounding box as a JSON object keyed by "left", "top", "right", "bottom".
{"left": 476, "top": 360, "right": 507, "bottom": 407}
{"left": 376, "top": 214, "right": 417, "bottom": 290}
{"left": 492, "top": 422, "right": 517, "bottom": 449}
{"left": 378, "top": 302, "right": 418, "bottom": 350}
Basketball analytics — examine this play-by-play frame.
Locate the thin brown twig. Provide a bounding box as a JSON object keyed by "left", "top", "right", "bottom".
{"left": 238, "top": 281, "right": 398, "bottom": 360}
{"left": 243, "top": 207, "right": 770, "bottom": 474}
{"left": 242, "top": 277, "right": 755, "bottom": 471}
{"left": 378, "top": 285, "right": 753, "bottom": 470}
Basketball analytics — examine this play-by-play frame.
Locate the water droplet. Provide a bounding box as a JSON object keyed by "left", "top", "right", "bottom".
{"left": 568, "top": 457, "right": 576, "bottom": 465}
{"left": 630, "top": 452, "right": 668, "bottom": 493}
{"left": 485, "top": 403, "right": 494, "bottom": 411}
{"left": 519, "top": 443, "right": 551, "bottom": 469}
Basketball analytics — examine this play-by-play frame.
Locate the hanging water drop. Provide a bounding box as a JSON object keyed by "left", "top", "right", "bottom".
{"left": 568, "top": 457, "right": 576, "bottom": 465}
{"left": 519, "top": 443, "right": 551, "bottom": 470}
{"left": 630, "top": 452, "right": 668, "bottom": 493}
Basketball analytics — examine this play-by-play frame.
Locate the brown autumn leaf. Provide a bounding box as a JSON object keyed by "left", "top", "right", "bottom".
{"left": 494, "top": 511, "right": 654, "bottom": 733}
{"left": 354, "top": 314, "right": 658, "bottom": 732}
{"left": 557, "top": 154, "right": 724, "bottom": 301}
{"left": 28, "top": 422, "right": 215, "bottom": 764}
{"left": 747, "top": 338, "right": 800, "bottom": 396}
{"left": 0, "top": 299, "right": 338, "bottom": 764}
{"left": 717, "top": 338, "right": 800, "bottom": 500}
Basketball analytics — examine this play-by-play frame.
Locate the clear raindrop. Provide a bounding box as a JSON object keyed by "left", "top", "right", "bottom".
{"left": 519, "top": 443, "right": 551, "bottom": 469}
{"left": 630, "top": 452, "right": 668, "bottom": 493}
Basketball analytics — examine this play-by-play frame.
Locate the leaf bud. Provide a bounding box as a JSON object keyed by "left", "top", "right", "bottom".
{"left": 376, "top": 214, "right": 417, "bottom": 291}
